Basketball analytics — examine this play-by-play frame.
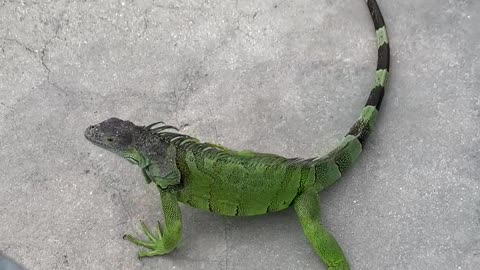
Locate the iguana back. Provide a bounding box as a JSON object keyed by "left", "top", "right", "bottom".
{"left": 158, "top": 133, "right": 349, "bottom": 216}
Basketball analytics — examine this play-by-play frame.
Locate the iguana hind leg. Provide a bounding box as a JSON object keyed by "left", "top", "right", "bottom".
{"left": 294, "top": 189, "right": 350, "bottom": 270}
{"left": 124, "top": 188, "right": 182, "bottom": 258}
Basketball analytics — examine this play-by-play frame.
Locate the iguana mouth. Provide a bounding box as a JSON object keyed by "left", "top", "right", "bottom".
{"left": 84, "top": 125, "right": 107, "bottom": 148}
{"left": 84, "top": 125, "right": 98, "bottom": 142}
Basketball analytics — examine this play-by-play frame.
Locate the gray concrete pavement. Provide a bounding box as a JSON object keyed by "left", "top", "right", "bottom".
{"left": 1, "top": 0, "right": 479, "bottom": 269}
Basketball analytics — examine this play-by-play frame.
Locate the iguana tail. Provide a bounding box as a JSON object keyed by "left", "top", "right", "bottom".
{"left": 347, "top": 0, "right": 389, "bottom": 142}
{"left": 311, "top": 0, "right": 390, "bottom": 189}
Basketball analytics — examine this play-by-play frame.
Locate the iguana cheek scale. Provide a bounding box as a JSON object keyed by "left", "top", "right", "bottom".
{"left": 84, "top": 0, "right": 390, "bottom": 269}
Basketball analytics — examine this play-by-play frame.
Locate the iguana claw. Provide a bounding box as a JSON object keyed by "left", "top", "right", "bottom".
{"left": 123, "top": 220, "right": 174, "bottom": 258}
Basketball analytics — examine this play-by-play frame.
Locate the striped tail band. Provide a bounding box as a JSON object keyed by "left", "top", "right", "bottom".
{"left": 347, "top": 0, "right": 390, "bottom": 143}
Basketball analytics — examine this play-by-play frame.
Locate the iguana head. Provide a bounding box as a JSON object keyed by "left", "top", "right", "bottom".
{"left": 84, "top": 117, "right": 147, "bottom": 165}
{"left": 85, "top": 117, "right": 181, "bottom": 189}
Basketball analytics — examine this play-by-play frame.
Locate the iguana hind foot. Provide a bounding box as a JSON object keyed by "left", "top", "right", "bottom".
{"left": 294, "top": 189, "right": 350, "bottom": 270}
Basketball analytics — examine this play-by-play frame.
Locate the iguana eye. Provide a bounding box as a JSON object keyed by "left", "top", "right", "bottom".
{"left": 125, "top": 157, "right": 138, "bottom": 164}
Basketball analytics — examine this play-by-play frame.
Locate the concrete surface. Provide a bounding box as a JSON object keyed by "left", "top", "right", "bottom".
{"left": 0, "top": 0, "right": 479, "bottom": 269}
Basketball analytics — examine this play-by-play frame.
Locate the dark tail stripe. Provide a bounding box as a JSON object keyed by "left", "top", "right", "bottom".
{"left": 365, "top": 85, "right": 384, "bottom": 109}
{"left": 377, "top": 43, "right": 390, "bottom": 71}
{"left": 367, "top": 0, "right": 386, "bottom": 30}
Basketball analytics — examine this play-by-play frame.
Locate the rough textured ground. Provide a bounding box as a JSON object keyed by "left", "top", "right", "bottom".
{"left": 0, "top": 0, "right": 479, "bottom": 269}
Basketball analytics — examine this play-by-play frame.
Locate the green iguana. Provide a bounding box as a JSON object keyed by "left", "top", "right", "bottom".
{"left": 84, "top": 1, "right": 389, "bottom": 269}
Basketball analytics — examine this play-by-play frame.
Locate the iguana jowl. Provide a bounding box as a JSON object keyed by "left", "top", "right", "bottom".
{"left": 84, "top": 1, "right": 389, "bottom": 269}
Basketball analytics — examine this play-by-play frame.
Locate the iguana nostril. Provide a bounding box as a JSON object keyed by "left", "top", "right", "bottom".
{"left": 84, "top": 126, "right": 97, "bottom": 139}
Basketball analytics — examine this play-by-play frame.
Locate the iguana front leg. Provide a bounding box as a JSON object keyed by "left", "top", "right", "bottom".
{"left": 294, "top": 189, "right": 350, "bottom": 270}
{"left": 124, "top": 187, "right": 182, "bottom": 258}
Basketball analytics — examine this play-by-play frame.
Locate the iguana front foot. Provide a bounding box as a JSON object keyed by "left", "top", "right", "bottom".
{"left": 123, "top": 221, "right": 176, "bottom": 258}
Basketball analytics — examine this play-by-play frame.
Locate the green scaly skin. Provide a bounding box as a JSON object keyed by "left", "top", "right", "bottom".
{"left": 84, "top": 1, "right": 389, "bottom": 269}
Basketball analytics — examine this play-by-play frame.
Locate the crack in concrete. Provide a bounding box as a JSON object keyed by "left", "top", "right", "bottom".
{"left": 233, "top": 8, "right": 258, "bottom": 44}
{"left": 40, "top": 24, "right": 61, "bottom": 77}
{"left": 141, "top": 7, "right": 151, "bottom": 37}
{"left": 207, "top": 107, "right": 220, "bottom": 141}
{"left": 167, "top": 1, "right": 245, "bottom": 130}
{"left": 113, "top": 187, "right": 135, "bottom": 225}
{"left": 39, "top": 24, "right": 72, "bottom": 96}
{"left": 1, "top": 38, "right": 36, "bottom": 54}
{"left": 2, "top": 94, "right": 29, "bottom": 139}
{"left": 11, "top": 116, "right": 20, "bottom": 140}
{"left": 476, "top": 200, "right": 480, "bottom": 225}
{"left": 152, "top": 3, "right": 198, "bottom": 11}
{"left": 171, "top": 69, "right": 203, "bottom": 125}
{"left": 234, "top": 0, "right": 241, "bottom": 30}
{"left": 152, "top": 0, "right": 210, "bottom": 12}
{"left": 91, "top": 162, "right": 136, "bottom": 225}
{"left": 0, "top": 102, "right": 13, "bottom": 111}
{"left": 2, "top": 21, "right": 67, "bottom": 95}
{"left": 2, "top": 244, "right": 12, "bottom": 253}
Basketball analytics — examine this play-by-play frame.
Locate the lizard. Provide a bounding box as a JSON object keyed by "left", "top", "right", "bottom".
{"left": 84, "top": 0, "right": 389, "bottom": 269}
